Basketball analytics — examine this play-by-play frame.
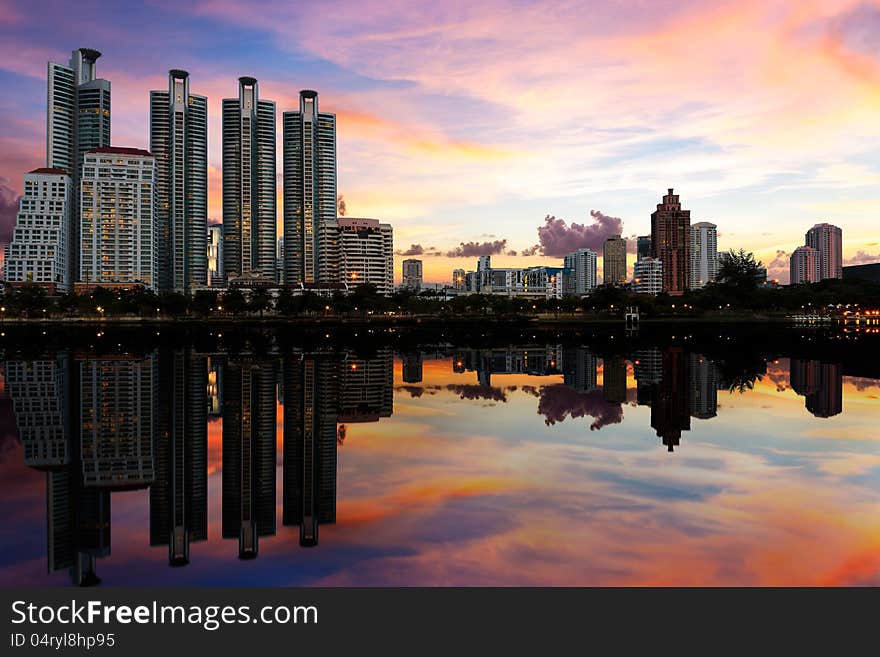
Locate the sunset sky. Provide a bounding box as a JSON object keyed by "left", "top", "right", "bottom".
{"left": 1, "top": 0, "right": 880, "bottom": 283}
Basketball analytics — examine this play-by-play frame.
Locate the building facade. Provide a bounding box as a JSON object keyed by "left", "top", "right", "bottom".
{"left": 563, "top": 248, "right": 597, "bottom": 295}
{"left": 689, "top": 221, "right": 717, "bottom": 289}
{"left": 79, "top": 147, "right": 157, "bottom": 290}
{"left": 283, "top": 89, "right": 337, "bottom": 286}
{"left": 222, "top": 77, "right": 276, "bottom": 283}
{"left": 150, "top": 70, "right": 208, "bottom": 292}
{"left": 790, "top": 245, "right": 820, "bottom": 285}
{"left": 805, "top": 223, "right": 842, "bottom": 281}
{"left": 650, "top": 188, "right": 690, "bottom": 295}
{"left": 334, "top": 218, "right": 393, "bottom": 295}
{"left": 47, "top": 48, "right": 112, "bottom": 284}
{"left": 3, "top": 168, "right": 72, "bottom": 292}
{"left": 402, "top": 259, "right": 423, "bottom": 291}
{"left": 206, "top": 224, "right": 223, "bottom": 286}
{"left": 452, "top": 268, "right": 466, "bottom": 291}
{"left": 602, "top": 234, "right": 626, "bottom": 286}
{"left": 633, "top": 257, "right": 663, "bottom": 295}
{"left": 637, "top": 235, "right": 652, "bottom": 261}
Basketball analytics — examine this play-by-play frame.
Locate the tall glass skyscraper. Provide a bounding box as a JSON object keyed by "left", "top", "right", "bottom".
{"left": 222, "top": 77, "right": 276, "bottom": 282}
{"left": 46, "top": 48, "right": 111, "bottom": 284}
{"left": 283, "top": 90, "right": 337, "bottom": 286}
{"left": 150, "top": 70, "right": 208, "bottom": 292}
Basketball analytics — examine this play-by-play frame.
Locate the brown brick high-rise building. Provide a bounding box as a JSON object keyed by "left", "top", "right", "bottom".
{"left": 650, "top": 188, "right": 690, "bottom": 295}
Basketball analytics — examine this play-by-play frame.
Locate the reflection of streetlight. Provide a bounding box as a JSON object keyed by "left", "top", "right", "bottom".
{"left": 96, "top": 305, "right": 104, "bottom": 318}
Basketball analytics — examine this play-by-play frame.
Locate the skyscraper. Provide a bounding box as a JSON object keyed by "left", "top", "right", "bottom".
{"left": 563, "top": 248, "right": 597, "bottom": 295}
{"left": 805, "top": 223, "right": 842, "bottom": 281}
{"left": 283, "top": 89, "right": 337, "bottom": 286}
{"left": 452, "top": 268, "right": 466, "bottom": 291}
{"left": 790, "top": 246, "right": 820, "bottom": 284}
{"left": 78, "top": 147, "right": 157, "bottom": 291}
{"left": 150, "top": 70, "right": 208, "bottom": 293}
{"left": 402, "top": 259, "right": 423, "bottom": 291}
{"left": 602, "top": 235, "right": 626, "bottom": 286}
{"left": 637, "top": 235, "right": 652, "bottom": 261}
{"left": 47, "top": 48, "right": 111, "bottom": 284}
{"left": 650, "top": 188, "right": 691, "bottom": 295}
{"left": 206, "top": 224, "right": 223, "bottom": 286}
{"left": 222, "top": 77, "right": 276, "bottom": 282}
{"left": 3, "top": 168, "right": 72, "bottom": 292}
{"left": 689, "top": 221, "right": 717, "bottom": 289}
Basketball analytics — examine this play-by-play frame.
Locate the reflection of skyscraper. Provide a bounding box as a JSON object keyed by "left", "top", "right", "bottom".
{"left": 6, "top": 356, "right": 71, "bottom": 468}
{"left": 562, "top": 348, "right": 598, "bottom": 393}
{"left": 602, "top": 355, "right": 627, "bottom": 404}
{"left": 222, "top": 360, "right": 277, "bottom": 558}
{"left": 791, "top": 359, "right": 842, "bottom": 418}
{"left": 339, "top": 350, "right": 394, "bottom": 422}
{"left": 282, "top": 356, "right": 339, "bottom": 547}
{"left": 402, "top": 352, "right": 423, "bottom": 384}
{"left": 650, "top": 348, "right": 690, "bottom": 451}
{"left": 206, "top": 357, "right": 222, "bottom": 417}
{"left": 150, "top": 350, "right": 207, "bottom": 565}
{"left": 633, "top": 348, "right": 662, "bottom": 406}
{"left": 688, "top": 353, "right": 718, "bottom": 419}
{"left": 79, "top": 356, "right": 156, "bottom": 489}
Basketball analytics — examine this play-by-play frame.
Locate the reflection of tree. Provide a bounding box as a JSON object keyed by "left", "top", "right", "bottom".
{"left": 446, "top": 384, "right": 509, "bottom": 402}
{"left": 716, "top": 356, "right": 767, "bottom": 394}
{"left": 536, "top": 385, "right": 623, "bottom": 431}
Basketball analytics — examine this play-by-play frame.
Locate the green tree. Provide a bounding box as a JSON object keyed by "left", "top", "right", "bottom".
{"left": 221, "top": 288, "right": 247, "bottom": 317}
{"left": 716, "top": 249, "right": 764, "bottom": 291}
{"left": 249, "top": 288, "right": 272, "bottom": 317}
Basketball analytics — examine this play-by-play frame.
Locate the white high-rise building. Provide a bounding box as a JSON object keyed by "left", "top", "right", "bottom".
{"left": 790, "top": 246, "right": 820, "bottom": 285}
{"left": 805, "top": 223, "right": 842, "bottom": 280}
{"left": 402, "top": 259, "right": 423, "bottom": 290}
{"left": 633, "top": 257, "right": 663, "bottom": 295}
{"left": 3, "top": 168, "right": 72, "bottom": 292}
{"left": 563, "top": 248, "right": 597, "bottom": 295}
{"left": 334, "top": 218, "right": 393, "bottom": 295}
{"left": 283, "top": 89, "right": 337, "bottom": 286}
{"left": 689, "top": 222, "right": 717, "bottom": 289}
{"left": 79, "top": 147, "right": 157, "bottom": 290}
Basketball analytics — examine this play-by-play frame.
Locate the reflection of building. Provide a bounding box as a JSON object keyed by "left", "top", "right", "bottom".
{"left": 222, "top": 359, "right": 277, "bottom": 558}
{"left": 650, "top": 188, "right": 690, "bottom": 295}
{"left": 688, "top": 353, "right": 718, "bottom": 419}
{"left": 602, "top": 355, "right": 627, "bottom": 404}
{"left": 150, "top": 350, "right": 207, "bottom": 565}
{"left": 633, "top": 348, "right": 662, "bottom": 406}
{"left": 282, "top": 356, "right": 338, "bottom": 546}
{"left": 6, "top": 357, "right": 71, "bottom": 468}
{"left": 650, "top": 348, "right": 690, "bottom": 451}
{"left": 790, "top": 358, "right": 842, "bottom": 418}
{"left": 339, "top": 350, "right": 394, "bottom": 422}
{"left": 456, "top": 347, "right": 563, "bottom": 386}
{"left": 560, "top": 348, "right": 598, "bottom": 393}
{"left": 402, "top": 352, "right": 423, "bottom": 384}
{"left": 79, "top": 356, "right": 156, "bottom": 489}
{"left": 206, "top": 357, "right": 222, "bottom": 417}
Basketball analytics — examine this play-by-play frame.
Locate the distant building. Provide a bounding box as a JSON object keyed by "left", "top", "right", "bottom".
{"left": 650, "top": 188, "right": 690, "bottom": 295}
{"left": 603, "top": 234, "right": 626, "bottom": 286}
{"left": 842, "top": 262, "right": 880, "bottom": 284}
{"left": 79, "top": 147, "right": 157, "bottom": 291}
{"left": 206, "top": 224, "right": 223, "bottom": 286}
{"left": 689, "top": 221, "right": 717, "bottom": 289}
{"left": 452, "top": 268, "right": 466, "bottom": 291}
{"left": 633, "top": 257, "right": 662, "bottom": 295}
{"left": 334, "top": 218, "right": 393, "bottom": 295}
{"left": 688, "top": 353, "right": 718, "bottom": 419}
{"left": 3, "top": 168, "right": 72, "bottom": 293}
{"left": 805, "top": 223, "right": 842, "bottom": 280}
{"left": 564, "top": 248, "right": 597, "bottom": 295}
{"left": 637, "top": 235, "right": 652, "bottom": 261}
{"left": 402, "top": 259, "right": 423, "bottom": 291}
{"left": 790, "top": 245, "right": 820, "bottom": 285}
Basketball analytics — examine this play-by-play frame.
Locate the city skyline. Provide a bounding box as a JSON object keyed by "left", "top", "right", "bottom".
{"left": 1, "top": 2, "right": 879, "bottom": 286}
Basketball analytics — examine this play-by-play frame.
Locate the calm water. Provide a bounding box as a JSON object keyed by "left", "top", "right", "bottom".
{"left": 0, "top": 324, "right": 878, "bottom": 586}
